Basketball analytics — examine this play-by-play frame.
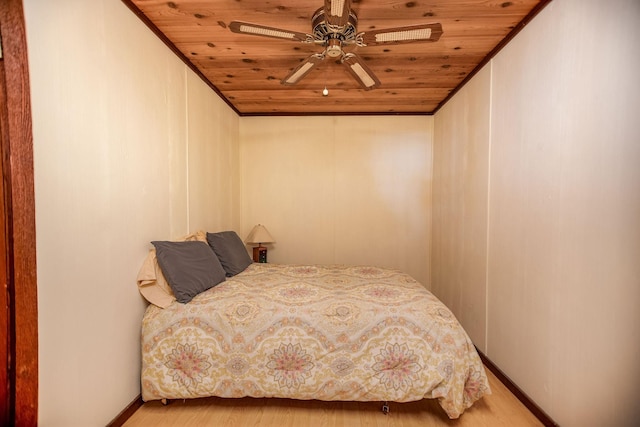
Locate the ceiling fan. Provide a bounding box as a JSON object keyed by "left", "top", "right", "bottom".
{"left": 229, "top": 0, "right": 443, "bottom": 90}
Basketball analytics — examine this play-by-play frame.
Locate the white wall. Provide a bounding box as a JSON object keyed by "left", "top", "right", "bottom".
{"left": 24, "top": 0, "right": 238, "bottom": 425}
{"left": 240, "top": 116, "right": 433, "bottom": 287}
{"left": 433, "top": 1, "right": 640, "bottom": 425}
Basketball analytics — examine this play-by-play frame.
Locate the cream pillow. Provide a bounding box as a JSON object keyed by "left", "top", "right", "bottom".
{"left": 136, "top": 231, "right": 207, "bottom": 308}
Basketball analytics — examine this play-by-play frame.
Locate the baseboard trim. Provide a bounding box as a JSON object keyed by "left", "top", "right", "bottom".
{"left": 477, "top": 350, "right": 559, "bottom": 427}
{"left": 106, "top": 394, "right": 143, "bottom": 427}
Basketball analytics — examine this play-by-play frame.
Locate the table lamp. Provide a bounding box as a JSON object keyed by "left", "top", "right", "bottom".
{"left": 245, "top": 224, "right": 275, "bottom": 263}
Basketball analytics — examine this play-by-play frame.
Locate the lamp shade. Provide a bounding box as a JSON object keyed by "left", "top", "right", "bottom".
{"left": 245, "top": 224, "right": 275, "bottom": 245}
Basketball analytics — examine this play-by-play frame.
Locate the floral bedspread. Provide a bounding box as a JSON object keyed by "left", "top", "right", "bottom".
{"left": 140, "top": 264, "right": 490, "bottom": 418}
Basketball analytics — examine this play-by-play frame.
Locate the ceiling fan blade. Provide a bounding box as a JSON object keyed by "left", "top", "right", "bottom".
{"left": 323, "top": 0, "right": 351, "bottom": 27}
{"left": 360, "top": 23, "right": 443, "bottom": 45}
{"left": 282, "top": 54, "right": 325, "bottom": 86}
{"left": 341, "top": 53, "right": 380, "bottom": 90}
{"left": 229, "top": 21, "right": 312, "bottom": 42}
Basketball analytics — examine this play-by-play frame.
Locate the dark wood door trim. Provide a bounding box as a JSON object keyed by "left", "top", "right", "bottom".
{"left": 0, "top": 57, "right": 11, "bottom": 424}
{"left": 0, "top": 0, "right": 39, "bottom": 425}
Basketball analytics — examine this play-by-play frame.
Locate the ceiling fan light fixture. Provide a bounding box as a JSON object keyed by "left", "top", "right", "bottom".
{"left": 375, "top": 28, "right": 432, "bottom": 43}
{"left": 326, "top": 38, "right": 342, "bottom": 57}
{"left": 239, "top": 24, "right": 297, "bottom": 40}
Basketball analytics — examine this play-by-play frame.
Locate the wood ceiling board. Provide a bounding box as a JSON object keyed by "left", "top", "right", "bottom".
{"left": 124, "top": 0, "right": 551, "bottom": 115}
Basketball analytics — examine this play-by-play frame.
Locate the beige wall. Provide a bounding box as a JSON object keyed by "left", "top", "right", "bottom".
{"left": 433, "top": 1, "right": 640, "bottom": 426}
{"left": 23, "top": 0, "right": 640, "bottom": 425}
{"left": 239, "top": 116, "right": 433, "bottom": 287}
{"left": 186, "top": 75, "right": 240, "bottom": 231}
{"left": 25, "top": 1, "right": 430, "bottom": 422}
{"left": 25, "top": 0, "right": 239, "bottom": 425}
{"left": 432, "top": 65, "right": 491, "bottom": 350}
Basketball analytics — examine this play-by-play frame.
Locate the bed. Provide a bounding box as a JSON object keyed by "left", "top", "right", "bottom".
{"left": 136, "top": 231, "right": 490, "bottom": 419}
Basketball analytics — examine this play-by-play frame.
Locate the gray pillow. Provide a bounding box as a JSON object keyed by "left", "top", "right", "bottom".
{"left": 151, "top": 240, "right": 226, "bottom": 303}
{"left": 206, "top": 231, "right": 253, "bottom": 277}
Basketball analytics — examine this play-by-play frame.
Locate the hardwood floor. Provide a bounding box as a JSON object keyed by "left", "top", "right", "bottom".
{"left": 123, "top": 367, "right": 543, "bottom": 426}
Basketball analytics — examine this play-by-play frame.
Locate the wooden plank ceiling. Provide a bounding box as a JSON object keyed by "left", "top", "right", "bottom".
{"left": 124, "top": 0, "right": 549, "bottom": 115}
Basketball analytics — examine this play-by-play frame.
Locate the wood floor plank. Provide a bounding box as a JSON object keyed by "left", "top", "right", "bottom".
{"left": 123, "top": 367, "right": 543, "bottom": 426}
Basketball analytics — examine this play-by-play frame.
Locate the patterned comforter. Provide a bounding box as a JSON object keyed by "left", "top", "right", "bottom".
{"left": 140, "top": 264, "right": 490, "bottom": 418}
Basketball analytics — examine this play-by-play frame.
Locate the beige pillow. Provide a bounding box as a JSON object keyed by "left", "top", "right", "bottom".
{"left": 136, "top": 231, "right": 207, "bottom": 308}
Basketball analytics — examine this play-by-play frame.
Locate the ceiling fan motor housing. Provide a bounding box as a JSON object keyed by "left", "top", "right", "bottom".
{"left": 312, "top": 7, "right": 358, "bottom": 50}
